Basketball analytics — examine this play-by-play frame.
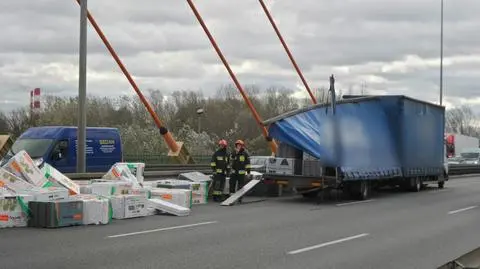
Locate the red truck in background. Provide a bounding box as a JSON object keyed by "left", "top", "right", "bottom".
{"left": 445, "top": 133, "right": 479, "bottom": 158}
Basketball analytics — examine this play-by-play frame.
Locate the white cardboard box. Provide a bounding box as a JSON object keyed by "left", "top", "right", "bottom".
{"left": 42, "top": 163, "right": 80, "bottom": 195}
{"left": 155, "top": 180, "right": 208, "bottom": 205}
{"left": 115, "top": 163, "right": 145, "bottom": 184}
{"left": 0, "top": 168, "right": 39, "bottom": 194}
{"left": 0, "top": 194, "right": 33, "bottom": 228}
{"left": 266, "top": 157, "right": 295, "bottom": 175}
{"left": 74, "top": 194, "right": 110, "bottom": 225}
{"left": 110, "top": 195, "right": 147, "bottom": 219}
{"left": 3, "top": 150, "right": 49, "bottom": 187}
{"left": 90, "top": 182, "right": 132, "bottom": 196}
{"left": 147, "top": 198, "right": 190, "bottom": 217}
{"left": 103, "top": 163, "right": 141, "bottom": 188}
{"left": 150, "top": 188, "right": 192, "bottom": 208}
{"left": 26, "top": 187, "right": 69, "bottom": 201}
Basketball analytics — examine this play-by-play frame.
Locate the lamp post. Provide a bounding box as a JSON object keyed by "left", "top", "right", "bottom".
{"left": 440, "top": 0, "right": 444, "bottom": 106}
{"left": 196, "top": 108, "right": 204, "bottom": 133}
{"left": 77, "top": 0, "right": 87, "bottom": 173}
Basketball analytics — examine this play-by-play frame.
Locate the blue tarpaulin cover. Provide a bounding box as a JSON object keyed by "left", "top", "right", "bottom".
{"left": 265, "top": 96, "right": 444, "bottom": 180}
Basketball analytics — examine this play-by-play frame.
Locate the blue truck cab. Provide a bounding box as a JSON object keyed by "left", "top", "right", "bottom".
{"left": 2, "top": 126, "right": 122, "bottom": 173}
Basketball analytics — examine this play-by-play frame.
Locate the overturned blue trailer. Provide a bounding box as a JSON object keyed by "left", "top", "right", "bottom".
{"left": 263, "top": 95, "right": 448, "bottom": 200}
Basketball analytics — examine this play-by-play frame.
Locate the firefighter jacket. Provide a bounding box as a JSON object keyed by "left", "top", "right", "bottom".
{"left": 230, "top": 149, "right": 251, "bottom": 175}
{"left": 211, "top": 148, "right": 230, "bottom": 175}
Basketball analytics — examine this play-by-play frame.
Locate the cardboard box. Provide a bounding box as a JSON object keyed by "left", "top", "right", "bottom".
{"left": 3, "top": 150, "right": 50, "bottom": 187}
{"left": 115, "top": 163, "right": 145, "bottom": 184}
{"left": 102, "top": 163, "right": 141, "bottom": 188}
{"left": 150, "top": 188, "right": 192, "bottom": 208}
{"left": 178, "top": 172, "right": 211, "bottom": 183}
{"left": 90, "top": 182, "right": 132, "bottom": 196}
{"left": 147, "top": 198, "right": 190, "bottom": 217}
{"left": 156, "top": 179, "right": 208, "bottom": 205}
{"left": 0, "top": 195, "right": 33, "bottom": 228}
{"left": 27, "top": 187, "right": 69, "bottom": 202}
{"left": 130, "top": 188, "right": 151, "bottom": 199}
{"left": 75, "top": 194, "right": 111, "bottom": 225}
{"left": 28, "top": 199, "right": 83, "bottom": 228}
{"left": 0, "top": 168, "right": 39, "bottom": 194}
{"left": 42, "top": 163, "right": 80, "bottom": 195}
{"left": 110, "top": 195, "right": 147, "bottom": 219}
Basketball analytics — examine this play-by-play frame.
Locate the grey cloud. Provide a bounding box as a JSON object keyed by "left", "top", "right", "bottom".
{"left": 1, "top": 0, "right": 480, "bottom": 113}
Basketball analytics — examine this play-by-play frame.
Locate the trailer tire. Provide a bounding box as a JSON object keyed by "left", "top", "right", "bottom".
{"left": 359, "top": 181, "right": 370, "bottom": 200}
{"left": 438, "top": 181, "right": 445, "bottom": 189}
{"left": 411, "top": 177, "right": 421, "bottom": 192}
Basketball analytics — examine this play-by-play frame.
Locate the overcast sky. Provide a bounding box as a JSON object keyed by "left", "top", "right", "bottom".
{"left": 0, "top": 0, "right": 479, "bottom": 112}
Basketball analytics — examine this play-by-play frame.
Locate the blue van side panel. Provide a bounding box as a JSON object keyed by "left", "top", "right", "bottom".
{"left": 64, "top": 128, "right": 122, "bottom": 173}
{"left": 267, "top": 96, "right": 445, "bottom": 180}
{"left": 268, "top": 99, "right": 402, "bottom": 180}
{"left": 18, "top": 126, "right": 122, "bottom": 173}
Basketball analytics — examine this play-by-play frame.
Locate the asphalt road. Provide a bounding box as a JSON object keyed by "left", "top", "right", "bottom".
{"left": 2, "top": 176, "right": 480, "bottom": 269}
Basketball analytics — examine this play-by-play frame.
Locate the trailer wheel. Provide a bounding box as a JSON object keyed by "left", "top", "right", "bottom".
{"left": 412, "top": 177, "right": 421, "bottom": 192}
{"left": 438, "top": 181, "right": 445, "bottom": 189}
{"left": 359, "top": 181, "right": 370, "bottom": 200}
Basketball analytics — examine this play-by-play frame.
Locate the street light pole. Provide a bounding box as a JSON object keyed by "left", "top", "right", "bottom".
{"left": 196, "top": 108, "right": 204, "bottom": 133}
{"left": 77, "top": 0, "right": 87, "bottom": 173}
{"left": 440, "top": 0, "right": 444, "bottom": 106}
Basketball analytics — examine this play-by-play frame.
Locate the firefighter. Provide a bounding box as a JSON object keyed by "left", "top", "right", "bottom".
{"left": 210, "top": 139, "right": 230, "bottom": 202}
{"left": 229, "top": 140, "right": 251, "bottom": 202}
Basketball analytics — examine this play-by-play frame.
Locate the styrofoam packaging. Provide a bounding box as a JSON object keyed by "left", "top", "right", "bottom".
{"left": 156, "top": 179, "right": 208, "bottom": 205}
{"left": 130, "top": 188, "right": 151, "bottom": 199}
{"left": 90, "top": 182, "right": 132, "bottom": 196}
{"left": 178, "top": 172, "right": 212, "bottom": 183}
{"left": 0, "top": 168, "right": 39, "bottom": 194}
{"left": 115, "top": 163, "right": 145, "bottom": 184}
{"left": 80, "top": 185, "right": 92, "bottom": 194}
{"left": 110, "top": 195, "right": 147, "bottom": 219}
{"left": 147, "top": 198, "right": 190, "bottom": 217}
{"left": 150, "top": 188, "right": 192, "bottom": 208}
{"left": 26, "top": 187, "right": 69, "bottom": 201}
{"left": 0, "top": 194, "right": 33, "bottom": 228}
{"left": 42, "top": 163, "right": 80, "bottom": 195}
{"left": 74, "top": 194, "right": 111, "bottom": 225}
{"left": 102, "top": 164, "right": 141, "bottom": 188}
{"left": 3, "top": 150, "right": 50, "bottom": 187}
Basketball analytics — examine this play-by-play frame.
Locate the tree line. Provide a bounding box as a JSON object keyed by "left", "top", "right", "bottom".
{"left": 0, "top": 85, "right": 478, "bottom": 157}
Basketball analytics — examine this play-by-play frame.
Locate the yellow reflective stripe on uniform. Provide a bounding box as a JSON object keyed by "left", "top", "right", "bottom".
{"left": 216, "top": 169, "right": 223, "bottom": 173}
{"left": 216, "top": 156, "right": 224, "bottom": 161}
{"left": 245, "top": 164, "right": 252, "bottom": 168}
{"left": 210, "top": 162, "right": 216, "bottom": 166}
{"left": 239, "top": 156, "right": 245, "bottom": 162}
{"left": 238, "top": 170, "right": 246, "bottom": 174}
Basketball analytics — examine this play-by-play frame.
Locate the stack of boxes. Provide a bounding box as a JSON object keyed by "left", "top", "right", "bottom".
{"left": 0, "top": 150, "right": 215, "bottom": 229}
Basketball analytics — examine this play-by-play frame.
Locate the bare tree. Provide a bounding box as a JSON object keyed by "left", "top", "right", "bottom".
{"left": 446, "top": 105, "right": 479, "bottom": 136}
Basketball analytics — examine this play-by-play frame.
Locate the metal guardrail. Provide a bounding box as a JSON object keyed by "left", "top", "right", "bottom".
{"left": 448, "top": 164, "right": 480, "bottom": 176}
{"left": 66, "top": 163, "right": 480, "bottom": 180}
{"left": 66, "top": 164, "right": 211, "bottom": 180}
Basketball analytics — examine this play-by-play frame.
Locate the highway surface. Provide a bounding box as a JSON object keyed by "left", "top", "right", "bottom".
{"left": 2, "top": 176, "right": 480, "bottom": 269}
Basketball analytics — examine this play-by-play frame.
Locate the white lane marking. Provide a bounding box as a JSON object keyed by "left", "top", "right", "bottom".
{"left": 287, "top": 233, "right": 369, "bottom": 255}
{"left": 336, "top": 199, "right": 375, "bottom": 207}
{"left": 107, "top": 221, "right": 218, "bottom": 238}
{"left": 448, "top": 206, "right": 478, "bottom": 215}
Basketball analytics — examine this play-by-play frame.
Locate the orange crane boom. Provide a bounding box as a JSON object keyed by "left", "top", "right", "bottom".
{"left": 73, "top": 0, "right": 193, "bottom": 164}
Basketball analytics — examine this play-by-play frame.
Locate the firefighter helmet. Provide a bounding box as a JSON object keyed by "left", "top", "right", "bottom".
{"left": 235, "top": 140, "right": 245, "bottom": 146}
{"left": 218, "top": 139, "right": 228, "bottom": 147}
